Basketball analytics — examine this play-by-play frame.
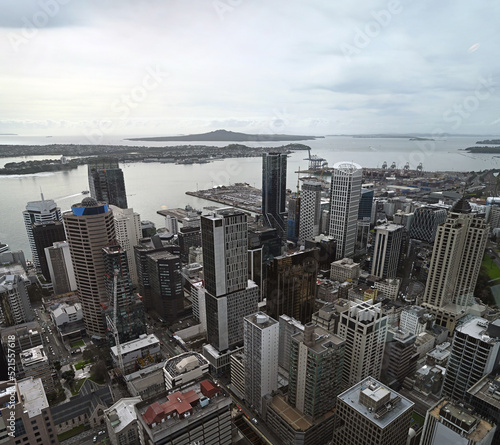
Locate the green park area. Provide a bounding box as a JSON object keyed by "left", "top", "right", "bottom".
{"left": 71, "top": 339, "right": 85, "bottom": 348}
{"left": 482, "top": 254, "right": 500, "bottom": 282}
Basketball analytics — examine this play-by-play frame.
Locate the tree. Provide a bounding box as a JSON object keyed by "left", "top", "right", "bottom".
{"left": 54, "top": 361, "right": 61, "bottom": 371}
{"left": 61, "top": 370, "right": 75, "bottom": 388}
{"left": 90, "top": 360, "right": 108, "bottom": 384}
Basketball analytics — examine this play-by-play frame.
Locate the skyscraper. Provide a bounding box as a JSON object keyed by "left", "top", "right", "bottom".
{"left": 88, "top": 161, "right": 128, "bottom": 209}
{"left": 298, "top": 180, "right": 322, "bottom": 244}
{"left": 201, "top": 208, "right": 258, "bottom": 352}
{"left": 32, "top": 221, "right": 66, "bottom": 281}
{"left": 23, "top": 194, "right": 62, "bottom": 269}
{"left": 337, "top": 300, "right": 388, "bottom": 389}
{"left": 244, "top": 312, "right": 279, "bottom": 415}
{"left": 266, "top": 248, "right": 319, "bottom": 325}
{"left": 109, "top": 205, "right": 142, "bottom": 286}
{"left": 422, "top": 198, "right": 488, "bottom": 330}
{"left": 44, "top": 241, "right": 77, "bottom": 295}
{"left": 370, "top": 223, "right": 404, "bottom": 279}
{"left": 409, "top": 206, "right": 447, "bottom": 243}
{"left": 0, "top": 274, "right": 33, "bottom": 326}
{"left": 63, "top": 197, "right": 115, "bottom": 340}
{"left": 262, "top": 152, "right": 287, "bottom": 240}
{"left": 328, "top": 162, "right": 362, "bottom": 259}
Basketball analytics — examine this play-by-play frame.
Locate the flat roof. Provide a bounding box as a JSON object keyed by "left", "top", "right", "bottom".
{"left": 338, "top": 377, "right": 414, "bottom": 429}
{"left": 111, "top": 334, "right": 159, "bottom": 356}
{"left": 164, "top": 352, "right": 208, "bottom": 379}
{"left": 17, "top": 378, "right": 49, "bottom": 418}
{"left": 107, "top": 397, "right": 142, "bottom": 434}
{"left": 245, "top": 312, "right": 279, "bottom": 330}
{"left": 269, "top": 394, "right": 313, "bottom": 432}
{"left": 458, "top": 318, "right": 499, "bottom": 343}
{"left": 292, "top": 325, "right": 344, "bottom": 354}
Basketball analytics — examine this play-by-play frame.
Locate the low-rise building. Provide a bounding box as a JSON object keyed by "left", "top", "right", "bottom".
{"left": 330, "top": 258, "right": 360, "bottom": 283}
{"left": 105, "top": 397, "right": 142, "bottom": 445}
{"left": 163, "top": 352, "right": 209, "bottom": 392}
{"left": 111, "top": 334, "right": 161, "bottom": 375}
{"left": 125, "top": 361, "right": 167, "bottom": 401}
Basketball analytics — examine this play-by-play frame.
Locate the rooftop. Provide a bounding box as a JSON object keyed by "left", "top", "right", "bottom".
{"left": 111, "top": 334, "right": 159, "bottom": 356}
{"left": 245, "top": 312, "right": 279, "bottom": 330}
{"left": 20, "top": 345, "right": 48, "bottom": 366}
{"left": 164, "top": 352, "right": 208, "bottom": 379}
{"left": 338, "top": 377, "right": 414, "bottom": 429}
{"left": 467, "top": 373, "right": 500, "bottom": 411}
{"left": 458, "top": 318, "right": 500, "bottom": 343}
{"left": 106, "top": 397, "right": 142, "bottom": 434}
{"left": 17, "top": 377, "right": 49, "bottom": 418}
{"left": 292, "top": 325, "right": 344, "bottom": 353}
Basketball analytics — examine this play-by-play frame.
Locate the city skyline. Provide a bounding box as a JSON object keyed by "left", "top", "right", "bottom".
{"left": 0, "top": 1, "right": 499, "bottom": 136}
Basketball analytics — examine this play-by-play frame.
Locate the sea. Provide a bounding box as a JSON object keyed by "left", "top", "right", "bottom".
{"left": 1, "top": 134, "right": 498, "bottom": 258}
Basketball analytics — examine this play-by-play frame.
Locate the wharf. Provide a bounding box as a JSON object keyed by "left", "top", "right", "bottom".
{"left": 186, "top": 183, "right": 262, "bottom": 213}
{"left": 156, "top": 208, "right": 190, "bottom": 221}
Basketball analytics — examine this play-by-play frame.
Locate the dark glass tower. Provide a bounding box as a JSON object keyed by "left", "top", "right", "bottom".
{"left": 32, "top": 220, "right": 66, "bottom": 281}
{"left": 88, "top": 161, "right": 128, "bottom": 209}
{"left": 262, "top": 153, "right": 287, "bottom": 239}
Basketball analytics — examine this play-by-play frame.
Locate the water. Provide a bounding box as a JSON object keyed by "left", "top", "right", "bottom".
{"left": 0, "top": 135, "right": 497, "bottom": 258}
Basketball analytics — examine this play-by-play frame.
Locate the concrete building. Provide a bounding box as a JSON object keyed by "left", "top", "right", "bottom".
{"left": 289, "top": 323, "right": 345, "bottom": 421}
{"left": 422, "top": 198, "right": 489, "bottom": 330}
{"left": 381, "top": 329, "right": 418, "bottom": 389}
{"left": 23, "top": 193, "right": 62, "bottom": 269}
{"left": 333, "top": 377, "right": 414, "bottom": 445}
{"left": 0, "top": 378, "right": 59, "bottom": 445}
{"left": 44, "top": 241, "right": 77, "bottom": 295}
{"left": 409, "top": 206, "right": 448, "bottom": 243}
{"left": 1, "top": 321, "right": 43, "bottom": 356}
{"left": 304, "top": 235, "right": 337, "bottom": 271}
{"left": 19, "top": 345, "right": 55, "bottom": 394}
{"left": 105, "top": 397, "right": 142, "bottom": 445}
{"left": 371, "top": 223, "right": 404, "bottom": 279}
{"left": 374, "top": 277, "right": 401, "bottom": 301}
{"left": 109, "top": 205, "right": 142, "bottom": 286}
{"left": 262, "top": 152, "right": 287, "bottom": 240}
{"left": 229, "top": 352, "right": 245, "bottom": 399}
{"left": 125, "top": 361, "right": 167, "bottom": 401}
{"left": 400, "top": 306, "right": 435, "bottom": 336}
{"left": 110, "top": 334, "right": 161, "bottom": 375}
{"left": 278, "top": 314, "right": 304, "bottom": 372}
{"left": 0, "top": 274, "right": 33, "bottom": 326}
{"left": 63, "top": 197, "right": 115, "bottom": 341}
{"left": 163, "top": 352, "right": 209, "bottom": 392}
{"left": 298, "top": 180, "right": 322, "bottom": 244}
{"left": 442, "top": 318, "right": 500, "bottom": 402}
{"left": 338, "top": 300, "right": 389, "bottom": 389}
{"left": 88, "top": 161, "right": 128, "bottom": 209}
{"left": 330, "top": 257, "right": 360, "bottom": 283}
{"left": 266, "top": 249, "right": 319, "bottom": 325}
{"left": 177, "top": 226, "right": 201, "bottom": 264}
{"left": 137, "top": 379, "right": 232, "bottom": 445}
{"left": 420, "top": 399, "right": 496, "bottom": 445}
{"left": 244, "top": 313, "right": 279, "bottom": 415}
{"left": 31, "top": 220, "right": 66, "bottom": 281}
{"left": 328, "top": 161, "right": 362, "bottom": 259}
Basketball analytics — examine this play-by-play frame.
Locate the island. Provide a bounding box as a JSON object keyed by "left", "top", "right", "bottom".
{"left": 464, "top": 146, "right": 500, "bottom": 153}
{"left": 125, "top": 129, "right": 321, "bottom": 142}
{"left": 476, "top": 139, "right": 500, "bottom": 145}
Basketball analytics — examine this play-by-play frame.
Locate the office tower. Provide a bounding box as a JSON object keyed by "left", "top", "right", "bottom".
{"left": 289, "top": 323, "right": 345, "bottom": 421}
{"left": 31, "top": 220, "right": 66, "bottom": 281}
{"left": 299, "top": 180, "right": 322, "bottom": 244}
{"left": 19, "top": 345, "right": 55, "bottom": 394}
{"left": 305, "top": 235, "right": 337, "bottom": 271}
{"left": 330, "top": 257, "right": 360, "bottom": 282}
{"left": 409, "top": 206, "right": 447, "bottom": 243}
{"left": 287, "top": 194, "right": 300, "bottom": 243}
{"left": 0, "top": 378, "right": 59, "bottom": 445}
{"left": 0, "top": 274, "right": 33, "bottom": 326}
{"left": 266, "top": 248, "right": 319, "bottom": 325}
{"left": 358, "top": 187, "right": 374, "bottom": 220}
{"left": 381, "top": 329, "right": 418, "bottom": 389}
{"left": 63, "top": 197, "right": 115, "bottom": 340}
{"left": 334, "top": 377, "right": 414, "bottom": 445}
{"left": 262, "top": 152, "right": 287, "bottom": 239}
{"left": 44, "top": 241, "right": 77, "bottom": 295}
{"left": 278, "top": 314, "right": 304, "bottom": 371}
{"left": 164, "top": 214, "right": 178, "bottom": 235}
{"left": 420, "top": 399, "right": 496, "bottom": 445}
{"left": 371, "top": 223, "right": 404, "bottom": 279}
{"left": 146, "top": 250, "right": 184, "bottom": 324}
{"left": 422, "top": 198, "right": 489, "bottom": 330}
{"left": 244, "top": 313, "right": 279, "bottom": 415}
{"left": 400, "top": 306, "right": 434, "bottom": 336}
{"left": 202, "top": 208, "right": 258, "bottom": 352}
{"left": 442, "top": 318, "right": 500, "bottom": 402}
{"left": 102, "top": 244, "right": 146, "bottom": 344}
{"left": 338, "top": 300, "right": 388, "bottom": 389}
{"left": 177, "top": 226, "right": 201, "bottom": 264}
{"left": 23, "top": 193, "right": 62, "bottom": 269}
{"left": 109, "top": 205, "right": 142, "bottom": 286}
{"left": 356, "top": 220, "right": 371, "bottom": 254}
{"left": 88, "top": 161, "right": 128, "bottom": 209}
{"left": 141, "top": 220, "right": 156, "bottom": 238}
{"left": 328, "top": 161, "right": 362, "bottom": 259}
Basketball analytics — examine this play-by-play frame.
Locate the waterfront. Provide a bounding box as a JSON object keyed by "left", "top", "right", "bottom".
{"left": 1, "top": 135, "right": 498, "bottom": 258}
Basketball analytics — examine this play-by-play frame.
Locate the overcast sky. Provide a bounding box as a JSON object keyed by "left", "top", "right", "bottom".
{"left": 1, "top": 0, "right": 499, "bottom": 136}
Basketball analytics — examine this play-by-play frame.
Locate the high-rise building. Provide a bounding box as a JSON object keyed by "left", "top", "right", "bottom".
{"left": 420, "top": 399, "right": 496, "bottom": 445}
{"left": 371, "top": 223, "right": 404, "bottom": 279}
{"left": 289, "top": 323, "right": 345, "bottom": 421}
{"left": 32, "top": 220, "right": 66, "bottom": 281}
{"left": 19, "top": 345, "right": 55, "bottom": 394}
{"left": 278, "top": 314, "right": 304, "bottom": 371}
{"left": 337, "top": 300, "right": 388, "bottom": 389}
{"left": 287, "top": 194, "right": 300, "bottom": 243}
{"left": 0, "top": 274, "right": 33, "bottom": 326}
{"left": 381, "top": 328, "right": 418, "bottom": 389}
{"left": 88, "top": 161, "right": 128, "bottom": 209}
{"left": 201, "top": 208, "right": 258, "bottom": 352}
{"left": 266, "top": 248, "right": 319, "bottom": 325}
{"left": 44, "top": 241, "right": 77, "bottom": 295}
{"left": 422, "top": 198, "right": 489, "bottom": 330}
{"left": 63, "top": 197, "right": 115, "bottom": 340}
{"left": 244, "top": 312, "right": 279, "bottom": 415}
{"left": 358, "top": 187, "right": 374, "bottom": 220}
{"left": 328, "top": 162, "right": 362, "bottom": 259}
{"left": 0, "top": 378, "right": 59, "bottom": 445}
{"left": 304, "top": 235, "right": 337, "bottom": 271}
{"left": 23, "top": 194, "right": 62, "bottom": 269}
{"left": 262, "top": 152, "right": 287, "bottom": 240}
{"left": 409, "top": 206, "right": 447, "bottom": 243}
{"left": 177, "top": 225, "right": 201, "bottom": 264}
{"left": 334, "top": 377, "right": 414, "bottom": 445}
{"left": 109, "top": 205, "right": 141, "bottom": 286}
{"left": 102, "top": 244, "right": 146, "bottom": 345}
{"left": 299, "top": 180, "right": 322, "bottom": 244}
{"left": 442, "top": 318, "right": 500, "bottom": 402}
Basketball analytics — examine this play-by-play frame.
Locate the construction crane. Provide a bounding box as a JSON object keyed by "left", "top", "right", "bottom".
{"left": 107, "top": 269, "right": 124, "bottom": 374}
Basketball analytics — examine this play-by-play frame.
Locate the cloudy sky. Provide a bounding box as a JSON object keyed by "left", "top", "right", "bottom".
{"left": 1, "top": 0, "right": 499, "bottom": 136}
